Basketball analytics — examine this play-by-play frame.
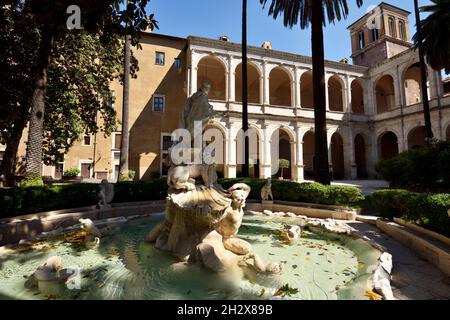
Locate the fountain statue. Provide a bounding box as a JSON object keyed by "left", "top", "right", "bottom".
{"left": 261, "top": 178, "right": 274, "bottom": 201}
{"left": 146, "top": 81, "right": 281, "bottom": 274}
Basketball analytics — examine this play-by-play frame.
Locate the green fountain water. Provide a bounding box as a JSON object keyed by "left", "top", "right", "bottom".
{"left": 0, "top": 214, "right": 380, "bottom": 300}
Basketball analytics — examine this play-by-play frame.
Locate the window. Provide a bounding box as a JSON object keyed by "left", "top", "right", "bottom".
{"left": 371, "top": 28, "right": 379, "bottom": 42}
{"left": 398, "top": 20, "right": 406, "bottom": 40}
{"left": 83, "top": 135, "right": 91, "bottom": 146}
{"left": 113, "top": 151, "right": 120, "bottom": 160}
{"left": 161, "top": 133, "right": 175, "bottom": 176}
{"left": 155, "top": 51, "right": 165, "bottom": 65}
{"left": 388, "top": 16, "right": 396, "bottom": 37}
{"left": 153, "top": 95, "right": 165, "bottom": 112}
{"left": 113, "top": 133, "right": 122, "bottom": 150}
{"left": 174, "top": 58, "right": 182, "bottom": 68}
{"left": 358, "top": 31, "right": 365, "bottom": 49}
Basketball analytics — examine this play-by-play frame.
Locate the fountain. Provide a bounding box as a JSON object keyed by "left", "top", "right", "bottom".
{"left": 145, "top": 80, "right": 281, "bottom": 275}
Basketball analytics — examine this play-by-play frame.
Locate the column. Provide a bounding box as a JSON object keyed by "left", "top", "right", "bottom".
{"left": 325, "top": 74, "right": 330, "bottom": 111}
{"left": 365, "top": 78, "right": 374, "bottom": 115}
{"left": 294, "top": 67, "right": 302, "bottom": 109}
{"left": 263, "top": 61, "right": 270, "bottom": 105}
{"left": 260, "top": 123, "right": 272, "bottom": 178}
{"left": 224, "top": 122, "right": 237, "bottom": 178}
{"left": 295, "top": 126, "right": 305, "bottom": 182}
{"left": 290, "top": 68, "right": 296, "bottom": 108}
{"left": 228, "top": 56, "right": 235, "bottom": 102}
{"left": 394, "top": 67, "right": 404, "bottom": 109}
{"left": 327, "top": 128, "right": 333, "bottom": 174}
{"left": 347, "top": 129, "right": 357, "bottom": 179}
{"left": 345, "top": 74, "right": 351, "bottom": 114}
{"left": 190, "top": 51, "right": 199, "bottom": 96}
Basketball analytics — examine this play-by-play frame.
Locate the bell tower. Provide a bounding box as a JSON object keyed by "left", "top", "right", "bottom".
{"left": 348, "top": 2, "right": 412, "bottom": 67}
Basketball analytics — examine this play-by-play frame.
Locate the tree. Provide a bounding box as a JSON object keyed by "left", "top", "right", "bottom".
{"left": 12, "top": 0, "right": 157, "bottom": 183}
{"left": 241, "top": 0, "right": 250, "bottom": 178}
{"left": 260, "top": 0, "right": 363, "bottom": 185}
{"left": 0, "top": 3, "right": 145, "bottom": 186}
{"left": 412, "top": 0, "right": 450, "bottom": 74}
{"left": 278, "top": 159, "right": 290, "bottom": 180}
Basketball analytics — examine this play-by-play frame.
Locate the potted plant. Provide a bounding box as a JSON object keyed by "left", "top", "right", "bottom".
{"left": 63, "top": 168, "right": 81, "bottom": 181}
{"left": 278, "top": 159, "right": 290, "bottom": 180}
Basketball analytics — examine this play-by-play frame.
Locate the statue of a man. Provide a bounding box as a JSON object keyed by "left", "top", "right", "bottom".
{"left": 180, "top": 80, "right": 217, "bottom": 144}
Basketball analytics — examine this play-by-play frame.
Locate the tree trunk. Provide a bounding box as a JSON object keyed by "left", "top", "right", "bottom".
{"left": 24, "top": 26, "right": 54, "bottom": 177}
{"left": 0, "top": 104, "right": 29, "bottom": 186}
{"left": 311, "top": 2, "right": 330, "bottom": 185}
{"left": 119, "top": 34, "right": 131, "bottom": 179}
{"left": 242, "top": 0, "right": 249, "bottom": 177}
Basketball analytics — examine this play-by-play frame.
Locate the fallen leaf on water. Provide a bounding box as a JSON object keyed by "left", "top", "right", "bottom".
{"left": 365, "top": 290, "right": 382, "bottom": 300}
{"left": 259, "top": 288, "right": 265, "bottom": 297}
{"left": 358, "top": 262, "right": 366, "bottom": 269}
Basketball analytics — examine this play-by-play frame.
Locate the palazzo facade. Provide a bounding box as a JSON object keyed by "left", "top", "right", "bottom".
{"left": 4, "top": 2, "right": 450, "bottom": 181}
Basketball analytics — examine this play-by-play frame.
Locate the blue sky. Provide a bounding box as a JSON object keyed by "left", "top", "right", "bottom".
{"left": 146, "top": 0, "right": 432, "bottom": 62}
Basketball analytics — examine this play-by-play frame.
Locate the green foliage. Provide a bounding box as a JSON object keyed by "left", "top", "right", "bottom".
{"left": 372, "top": 189, "right": 450, "bottom": 237}
{"left": 0, "top": 178, "right": 167, "bottom": 217}
{"left": 63, "top": 168, "right": 80, "bottom": 177}
{"left": 20, "top": 173, "right": 44, "bottom": 188}
{"left": 118, "top": 170, "right": 136, "bottom": 182}
{"left": 376, "top": 141, "right": 450, "bottom": 191}
{"left": 218, "top": 178, "right": 364, "bottom": 207}
{"left": 279, "top": 159, "right": 290, "bottom": 169}
{"left": 274, "top": 284, "right": 299, "bottom": 297}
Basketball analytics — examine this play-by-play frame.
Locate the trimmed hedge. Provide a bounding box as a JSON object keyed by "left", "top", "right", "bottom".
{"left": 0, "top": 179, "right": 168, "bottom": 218}
{"left": 218, "top": 178, "right": 364, "bottom": 207}
{"left": 376, "top": 141, "right": 450, "bottom": 192}
{"left": 372, "top": 189, "right": 450, "bottom": 237}
{"left": 0, "top": 178, "right": 364, "bottom": 218}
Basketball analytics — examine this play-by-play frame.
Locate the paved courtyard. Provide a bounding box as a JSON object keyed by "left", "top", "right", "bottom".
{"left": 347, "top": 221, "right": 450, "bottom": 300}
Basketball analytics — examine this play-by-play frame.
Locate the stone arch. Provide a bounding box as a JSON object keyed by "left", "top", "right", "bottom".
{"left": 378, "top": 131, "right": 399, "bottom": 160}
{"left": 351, "top": 78, "right": 365, "bottom": 114}
{"left": 407, "top": 125, "right": 427, "bottom": 149}
{"left": 302, "top": 130, "right": 315, "bottom": 180}
{"left": 375, "top": 75, "right": 396, "bottom": 114}
{"left": 354, "top": 134, "right": 368, "bottom": 179}
{"left": 235, "top": 61, "right": 262, "bottom": 104}
{"left": 269, "top": 66, "right": 292, "bottom": 107}
{"left": 300, "top": 70, "right": 313, "bottom": 109}
{"left": 330, "top": 132, "right": 345, "bottom": 180}
{"left": 204, "top": 123, "right": 226, "bottom": 175}
{"left": 403, "top": 62, "right": 427, "bottom": 106}
{"left": 328, "top": 75, "right": 345, "bottom": 112}
{"left": 236, "top": 124, "right": 261, "bottom": 178}
{"left": 197, "top": 55, "right": 227, "bottom": 101}
{"left": 271, "top": 126, "right": 295, "bottom": 180}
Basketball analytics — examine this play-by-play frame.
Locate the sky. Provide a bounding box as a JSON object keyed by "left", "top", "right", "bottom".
{"left": 146, "top": 0, "right": 433, "bottom": 62}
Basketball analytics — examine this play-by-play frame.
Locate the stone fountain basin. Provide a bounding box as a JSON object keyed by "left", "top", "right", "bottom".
{"left": 0, "top": 212, "right": 392, "bottom": 300}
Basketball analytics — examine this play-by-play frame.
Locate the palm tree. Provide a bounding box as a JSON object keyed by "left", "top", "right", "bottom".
{"left": 242, "top": 0, "right": 250, "bottom": 178}
{"left": 412, "top": 0, "right": 450, "bottom": 73}
{"left": 260, "top": 0, "right": 363, "bottom": 185}
{"left": 118, "top": 33, "right": 131, "bottom": 181}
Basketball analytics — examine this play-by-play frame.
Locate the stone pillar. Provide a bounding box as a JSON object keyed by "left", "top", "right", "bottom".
{"left": 347, "top": 129, "right": 357, "bottom": 179}
{"left": 260, "top": 123, "right": 272, "bottom": 178}
{"left": 394, "top": 67, "right": 404, "bottom": 109}
{"left": 365, "top": 78, "right": 374, "bottom": 115}
{"left": 325, "top": 74, "right": 331, "bottom": 111}
{"left": 228, "top": 56, "right": 235, "bottom": 102}
{"left": 190, "top": 51, "right": 199, "bottom": 96}
{"left": 295, "top": 126, "right": 305, "bottom": 182}
{"left": 263, "top": 62, "right": 270, "bottom": 106}
{"left": 345, "top": 74, "right": 351, "bottom": 114}
{"left": 294, "top": 68, "right": 302, "bottom": 109}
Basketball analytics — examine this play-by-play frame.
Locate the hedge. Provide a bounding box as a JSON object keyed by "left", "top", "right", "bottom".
{"left": 218, "top": 178, "right": 364, "bottom": 207}
{"left": 372, "top": 189, "right": 450, "bottom": 237}
{"left": 0, "top": 178, "right": 364, "bottom": 218}
{"left": 376, "top": 141, "right": 450, "bottom": 192}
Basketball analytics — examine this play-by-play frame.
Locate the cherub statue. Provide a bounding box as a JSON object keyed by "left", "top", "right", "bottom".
{"left": 216, "top": 183, "right": 253, "bottom": 255}
{"left": 261, "top": 178, "right": 273, "bottom": 201}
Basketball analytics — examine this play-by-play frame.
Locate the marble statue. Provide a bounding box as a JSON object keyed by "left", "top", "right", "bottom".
{"left": 180, "top": 80, "right": 217, "bottom": 143}
{"left": 261, "top": 178, "right": 273, "bottom": 201}
{"left": 146, "top": 82, "right": 281, "bottom": 276}
{"left": 79, "top": 218, "right": 101, "bottom": 248}
{"left": 97, "top": 179, "right": 114, "bottom": 209}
